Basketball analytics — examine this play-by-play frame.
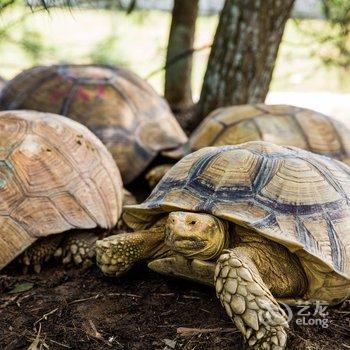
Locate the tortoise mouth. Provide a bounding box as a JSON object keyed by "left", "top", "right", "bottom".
{"left": 172, "top": 237, "right": 207, "bottom": 248}
{"left": 166, "top": 231, "right": 207, "bottom": 247}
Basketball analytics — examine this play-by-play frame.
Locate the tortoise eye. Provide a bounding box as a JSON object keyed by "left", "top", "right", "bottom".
{"left": 189, "top": 220, "right": 196, "bottom": 225}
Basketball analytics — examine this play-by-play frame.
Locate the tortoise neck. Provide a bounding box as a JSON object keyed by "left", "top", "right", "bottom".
{"left": 210, "top": 217, "right": 230, "bottom": 260}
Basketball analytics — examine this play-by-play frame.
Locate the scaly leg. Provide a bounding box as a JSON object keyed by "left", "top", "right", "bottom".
{"left": 215, "top": 240, "right": 307, "bottom": 350}
{"left": 20, "top": 234, "right": 64, "bottom": 273}
{"left": 215, "top": 249, "right": 288, "bottom": 349}
{"left": 96, "top": 225, "right": 167, "bottom": 276}
{"left": 148, "top": 254, "right": 215, "bottom": 286}
{"left": 55, "top": 231, "right": 98, "bottom": 267}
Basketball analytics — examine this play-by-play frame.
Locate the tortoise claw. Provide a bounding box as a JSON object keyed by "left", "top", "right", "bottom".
{"left": 54, "top": 247, "right": 63, "bottom": 257}
{"left": 60, "top": 232, "right": 97, "bottom": 267}
{"left": 34, "top": 264, "right": 42, "bottom": 274}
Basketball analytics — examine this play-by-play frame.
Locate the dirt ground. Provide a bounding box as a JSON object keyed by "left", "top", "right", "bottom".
{"left": 0, "top": 263, "right": 349, "bottom": 350}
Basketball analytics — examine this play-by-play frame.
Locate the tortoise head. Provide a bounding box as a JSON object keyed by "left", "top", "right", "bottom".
{"left": 165, "top": 212, "right": 229, "bottom": 260}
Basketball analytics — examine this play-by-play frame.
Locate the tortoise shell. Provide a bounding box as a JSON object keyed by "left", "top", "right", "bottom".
{"left": 124, "top": 142, "right": 350, "bottom": 303}
{"left": 0, "top": 110, "right": 123, "bottom": 269}
{"left": 0, "top": 65, "right": 187, "bottom": 183}
{"left": 167, "top": 104, "right": 350, "bottom": 166}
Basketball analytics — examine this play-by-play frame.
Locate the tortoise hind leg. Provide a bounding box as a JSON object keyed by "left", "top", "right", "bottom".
{"left": 215, "top": 242, "right": 308, "bottom": 350}
{"left": 56, "top": 231, "right": 98, "bottom": 267}
{"left": 20, "top": 234, "right": 64, "bottom": 273}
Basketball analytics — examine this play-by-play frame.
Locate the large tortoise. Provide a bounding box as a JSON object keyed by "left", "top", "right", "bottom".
{"left": 0, "top": 64, "right": 187, "bottom": 184}
{"left": 147, "top": 104, "right": 350, "bottom": 187}
{"left": 96, "top": 141, "right": 350, "bottom": 350}
{"left": 0, "top": 110, "right": 123, "bottom": 272}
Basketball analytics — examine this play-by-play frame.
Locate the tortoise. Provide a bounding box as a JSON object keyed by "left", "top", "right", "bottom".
{"left": 0, "top": 64, "right": 188, "bottom": 184}
{"left": 147, "top": 104, "right": 350, "bottom": 187}
{"left": 96, "top": 141, "right": 350, "bottom": 350}
{"left": 0, "top": 110, "right": 123, "bottom": 272}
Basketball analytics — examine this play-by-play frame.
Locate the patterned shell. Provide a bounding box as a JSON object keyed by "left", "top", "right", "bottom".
{"left": 168, "top": 104, "right": 350, "bottom": 166}
{"left": 124, "top": 142, "right": 350, "bottom": 302}
{"left": 0, "top": 65, "right": 188, "bottom": 184}
{"left": 0, "top": 110, "right": 123, "bottom": 269}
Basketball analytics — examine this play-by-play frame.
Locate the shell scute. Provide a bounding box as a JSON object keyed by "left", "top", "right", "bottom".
{"left": 0, "top": 162, "right": 24, "bottom": 215}
{"left": 11, "top": 196, "right": 72, "bottom": 236}
{"left": 10, "top": 134, "right": 77, "bottom": 195}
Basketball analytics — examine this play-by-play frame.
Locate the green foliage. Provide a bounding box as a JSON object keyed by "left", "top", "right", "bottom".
{"left": 0, "top": 1, "right": 56, "bottom": 69}
{"left": 89, "top": 33, "right": 128, "bottom": 66}
{"left": 17, "top": 27, "right": 56, "bottom": 62}
{"left": 296, "top": 0, "right": 349, "bottom": 70}
{"left": 319, "top": 0, "right": 350, "bottom": 68}
{"left": 8, "top": 282, "right": 34, "bottom": 294}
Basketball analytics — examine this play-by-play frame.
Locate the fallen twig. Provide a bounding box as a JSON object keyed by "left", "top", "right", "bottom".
{"left": 82, "top": 319, "right": 112, "bottom": 347}
{"left": 68, "top": 294, "right": 100, "bottom": 305}
{"left": 154, "top": 293, "right": 176, "bottom": 297}
{"left": 177, "top": 327, "right": 237, "bottom": 337}
{"left": 28, "top": 324, "right": 49, "bottom": 350}
{"left": 0, "top": 295, "right": 18, "bottom": 309}
{"left": 49, "top": 339, "right": 71, "bottom": 348}
{"left": 34, "top": 307, "right": 59, "bottom": 326}
{"left": 107, "top": 292, "right": 142, "bottom": 298}
{"left": 182, "top": 295, "right": 201, "bottom": 300}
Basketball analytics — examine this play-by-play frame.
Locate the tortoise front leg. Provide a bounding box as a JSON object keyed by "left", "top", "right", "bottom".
{"left": 148, "top": 255, "right": 215, "bottom": 286}
{"left": 215, "top": 248, "right": 289, "bottom": 349}
{"left": 96, "top": 226, "right": 167, "bottom": 277}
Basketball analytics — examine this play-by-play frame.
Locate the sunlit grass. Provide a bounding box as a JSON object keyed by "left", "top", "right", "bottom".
{"left": 0, "top": 5, "right": 348, "bottom": 99}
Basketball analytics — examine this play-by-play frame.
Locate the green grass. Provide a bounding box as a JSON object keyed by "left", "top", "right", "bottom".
{"left": 0, "top": 5, "right": 348, "bottom": 98}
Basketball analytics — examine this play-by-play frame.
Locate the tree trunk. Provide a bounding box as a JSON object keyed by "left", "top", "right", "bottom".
{"left": 194, "top": 0, "right": 295, "bottom": 128}
{"left": 164, "top": 0, "right": 199, "bottom": 111}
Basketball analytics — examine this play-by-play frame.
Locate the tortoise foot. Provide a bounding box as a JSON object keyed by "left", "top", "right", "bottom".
{"left": 215, "top": 250, "right": 288, "bottom": 350}
{"left": 96, "top": 232, "right": 145, "bottom": 276}
{"left": 58, "top": 232, "right": 97, "bottom": 267}
{"left": 96, "top": 227, "right": 166, "bottom": 277}
{"left": 20, "top": 235, "right": 63, "bottom": 273}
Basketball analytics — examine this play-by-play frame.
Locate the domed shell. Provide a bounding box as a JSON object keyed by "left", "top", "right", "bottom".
{"left": 125, "top": 142, "right": 350, "bottom": 303}
{"left": 167, "top": 104, "right": 350, "bottom": 166}
{"left": 0, "top": 65, "right": 188, "bottom": 184}
{"left": 0, "top": 110, "right": 123, "bottom": 269}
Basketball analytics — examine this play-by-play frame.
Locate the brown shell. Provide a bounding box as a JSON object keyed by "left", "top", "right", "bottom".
{"left": 125, "top": 142, "right": 350, "bottom": 303}
{"left": 0, "top": 65, "right": 187, "bottom": 183}
{"left": 0, "top": 110, "right": 123, "bottom": 269}
{"left": 168, "top": 104, "right": 350, "bottom": 165}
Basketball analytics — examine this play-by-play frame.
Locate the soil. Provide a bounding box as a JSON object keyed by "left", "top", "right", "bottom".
{"left": 0, "top": 263, "right": 349, "bottom": 350}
